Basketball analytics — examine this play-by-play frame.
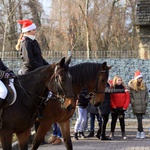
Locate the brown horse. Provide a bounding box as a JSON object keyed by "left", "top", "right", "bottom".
{"left": 0, "top": 57, "right": 74, "bottom": 150}
{"left": 31, "top": 61, "right": 112, "bottom": 150}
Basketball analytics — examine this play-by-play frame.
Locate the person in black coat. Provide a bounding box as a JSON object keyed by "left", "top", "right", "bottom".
{"left": 0, "top": 58, "right": 15, "bottom": 108}
{"left": 96, "top": 82, "right": 111, "bottom": 140}
{"left": 16, "top": 19, "right": 49, "bottom": 75}
{"left": 96, "top": 82, "right": 125, "bottom": 140}
{"left": 16, "top": 19, "right": 49, "bottom": 143}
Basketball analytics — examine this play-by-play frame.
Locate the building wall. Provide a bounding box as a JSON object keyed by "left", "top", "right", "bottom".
{"left": 4, "top": 58, "right": 150, "bottom": 118}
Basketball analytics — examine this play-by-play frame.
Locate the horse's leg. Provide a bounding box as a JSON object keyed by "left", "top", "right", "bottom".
{"left": 31, "top": 121, "right": 52, "bottom": 150}
{"left": 0, "top": 132, "right": 13, "bottom": 150}
{"left": 59, "top": 120, "right": 73, "bottom": 150}
{"left": 16, "top": 128, "right": 31, "bottom": 150}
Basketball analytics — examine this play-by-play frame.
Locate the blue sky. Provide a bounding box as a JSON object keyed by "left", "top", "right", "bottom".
{"left": 39, "top": 0, "right": 51, "bottom": 15}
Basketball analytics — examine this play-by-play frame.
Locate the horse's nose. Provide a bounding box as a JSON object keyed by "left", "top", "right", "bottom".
{"left": 61, "top": 97, "right": 74, "bottom": 110}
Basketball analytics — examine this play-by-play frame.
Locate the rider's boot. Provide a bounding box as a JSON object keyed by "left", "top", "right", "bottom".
{"left": 0, "top": 98, "right": 4, "bottom": 129}
{"left": 0, "top": 99, "right": 3, "bottom": 108}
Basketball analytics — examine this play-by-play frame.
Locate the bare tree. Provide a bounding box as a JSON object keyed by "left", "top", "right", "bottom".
{"left": 78, "top": 0, "right": 91, "bottom": 58}
{"left": 1, "top": 0, "right": 22, "bottom": 58}
{"left": 0, "top": 0, "right": 139, "bottom": 55}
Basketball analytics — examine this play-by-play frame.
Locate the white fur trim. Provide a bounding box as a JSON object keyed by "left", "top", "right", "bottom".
{"left": 134, "top": 74, "right": 143, "bottom": 80}
{"left": 22, "top": 23, "right": 36, "bottom": 33}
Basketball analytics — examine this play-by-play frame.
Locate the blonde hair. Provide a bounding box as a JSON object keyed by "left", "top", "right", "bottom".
{"left": 128, "top": 79, "right": 146, "bottom": 91}
{"left": 111, "top": 75, "right": 126, "bottom": 88}
{"left": 15, "top": 33, "right": 24, "bottom": 51}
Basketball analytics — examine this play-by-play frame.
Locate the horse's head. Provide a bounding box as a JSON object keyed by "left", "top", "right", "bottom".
{"left": 90, "top": 62, "right": 112, "bottom": 107}
{"left": 46, "top": 56, "right": 74, "bottom": 110}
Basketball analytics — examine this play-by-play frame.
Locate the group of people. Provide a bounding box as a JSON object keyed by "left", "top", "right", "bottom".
{"left": 0, "top": 19, "right": 148, "bottom": 145}
{"left": 74, "top": 71, "right": 148, "bottom": 140}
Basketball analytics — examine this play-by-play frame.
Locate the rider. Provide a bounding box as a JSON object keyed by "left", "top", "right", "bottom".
{"left": 16, "top": 19, "right": 49, "bottom": 143}
{"left": 0, "top": 58, "right": 15, "bottom": 108}
{"left": 16, "top": 19, "right": 49, "bottom": 74}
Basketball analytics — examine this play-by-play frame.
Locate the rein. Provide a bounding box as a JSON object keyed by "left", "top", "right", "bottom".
{"left": 11, "top": 66, "right": 72, "bottom": 107}
{"left": 12, "top": 78, "right": 48, "bottom": 108}
{"left": 49, "top": 67, "right": 74, "bottom": 104}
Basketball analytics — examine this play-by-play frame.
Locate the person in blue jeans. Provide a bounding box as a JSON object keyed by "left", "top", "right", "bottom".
{"left": 48, "top": 123, "right": 62, "bottom": 145}
{"left": 87, "top": 104, "right": 102, "bottom": 137}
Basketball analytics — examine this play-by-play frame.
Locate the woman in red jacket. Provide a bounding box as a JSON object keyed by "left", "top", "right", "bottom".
{"left": 109, "top": 75, "right": 130, "bottom": 140}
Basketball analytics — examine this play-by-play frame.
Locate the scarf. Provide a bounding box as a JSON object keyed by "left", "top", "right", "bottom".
{"left": 114, "top": 84, "right": 124, "bottom": 89}
{"left": 24, "top": 34, "right": 36, "bottom": 40}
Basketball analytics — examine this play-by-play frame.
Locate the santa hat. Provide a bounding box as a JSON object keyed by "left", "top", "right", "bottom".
{"left": 18, "top": 20, "right": 36, "bottom": 33}
{"left": 134, "top": 70, "right": 143, "bottom": 80}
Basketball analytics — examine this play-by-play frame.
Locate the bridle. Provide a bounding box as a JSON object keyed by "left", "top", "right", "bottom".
{"left": 48, "top": 65, "right": 74, "bottom": 104}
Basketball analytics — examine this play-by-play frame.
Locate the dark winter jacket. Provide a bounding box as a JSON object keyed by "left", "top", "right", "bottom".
{"left": 20, "top": 36, "right": 49, "bottom": 74}
{"left": 0, "top": 59, "right": 8, "bottom": 71}
{"left": 77, "top": 95, "right": 90, "bottom": 108}
{"left": 0, "top": 58, "right": 9, "bottom": 79}
{"left": 77, "top": 87, "right": 90, "bottom": 108}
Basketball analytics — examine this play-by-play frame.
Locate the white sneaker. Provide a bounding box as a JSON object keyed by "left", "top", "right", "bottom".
{"left": 136, "top": 131, "right": 140, "bottom": 139}
{"left": 141, "top": 132, "right": 145, "bottom": 139}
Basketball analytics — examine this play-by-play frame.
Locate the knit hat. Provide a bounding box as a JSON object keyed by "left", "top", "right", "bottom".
{"left": 134, "top": 70, "right": 143, "bottom": 80}
{"left": 18, "top": 20, "right": 36, "bottom": 33}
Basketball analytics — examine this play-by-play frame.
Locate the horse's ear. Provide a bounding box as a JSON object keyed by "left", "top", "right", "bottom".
{"left": 57, "top": 57, "right": 65, "bottom": 67}
{"left": 102, "top": 62, "right": 112, "bottom": 70}
{"left": 101, "top": 62, "right": 107, "bottom": 69}
{"left": 66, "top": 56, "right": 72, "bottom": 66}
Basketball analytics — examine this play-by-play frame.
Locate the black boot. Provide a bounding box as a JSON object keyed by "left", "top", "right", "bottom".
{"left": 79, "top": 132, "right": 85, "bottom": 138}
{"left": 74, "top": 132, "right": 78, "bottom": 140}
{"left": 101, "top": 135, "right": 111, "bottom": 140}
{"left": 122, "top": 132, "right": 127, "bottom": 140}
{"left": 95, "top": 128, "right": 101, "bottom": 139}
{"left": 0, "top": 99, "right": 4, "bottom": 129}
{"left": 87, "top": 131, "right": 94, "bottom": 137}
{"left": 109, "top": 132, "right": 114, "bottom": 140}
{"left": 0, "top": 100, "right": 3, "bottom": 108}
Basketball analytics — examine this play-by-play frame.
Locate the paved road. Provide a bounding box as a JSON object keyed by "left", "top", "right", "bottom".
{"left": 30, "top": 127, "right": 150, "bottom": 150}
{"left": 2, "top": 119, "right": 150, "bottom": 150}
{"left": 34, "top": 136, "right": 150, "bottom": 150}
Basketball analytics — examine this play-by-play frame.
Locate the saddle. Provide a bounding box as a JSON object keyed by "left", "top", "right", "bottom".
{"left": 3, "top": 78, "right": 17, "bottom": 108}
{"left": 0, "top": 78, "right": 17, "bottom": 128}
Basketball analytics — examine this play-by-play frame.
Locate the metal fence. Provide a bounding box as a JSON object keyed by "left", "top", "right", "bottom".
{"left": 0, "top": 50, "right": 148, "bottom": 60}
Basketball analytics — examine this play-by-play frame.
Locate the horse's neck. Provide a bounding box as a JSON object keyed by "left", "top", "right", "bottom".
{"left": 16, "top": 73, "right": 49, "bottom": 109}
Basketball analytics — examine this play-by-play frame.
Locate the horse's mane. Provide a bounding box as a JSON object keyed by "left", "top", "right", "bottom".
{"left": 69, "top": 62, "right": 102, "bottom": 85}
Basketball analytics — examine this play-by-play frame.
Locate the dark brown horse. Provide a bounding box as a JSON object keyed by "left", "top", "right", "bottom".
{"left": 31, "top": 61, "right": 112, "bottom": 150}
{"left": 0, "top": 57, "right": 74, "bottom": 150}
